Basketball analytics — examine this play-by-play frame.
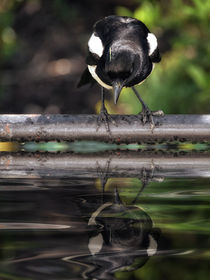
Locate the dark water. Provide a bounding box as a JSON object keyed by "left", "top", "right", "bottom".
{"left": 0, "top": 152, "right": 210, "bottom": 280}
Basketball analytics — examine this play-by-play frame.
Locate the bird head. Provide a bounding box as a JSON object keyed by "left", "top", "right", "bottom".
{"left": 104, "top": 45, "right": 141, "bottom": 104}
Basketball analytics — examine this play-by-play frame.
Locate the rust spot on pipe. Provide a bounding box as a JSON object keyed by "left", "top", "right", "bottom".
{"left": 4, "top": 124, "right": 11, "bottom": 136}
{"left": 5, "top": 158, "right": 11, "bottom": 168}
{"left": 1, "top": 156, "right": 11, "bottom": 168}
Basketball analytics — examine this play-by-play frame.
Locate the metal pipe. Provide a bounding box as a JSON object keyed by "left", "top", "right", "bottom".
{"left": 0, "top": 114, "right": 210, "bottom": 142}
{"left": 1, "top": 153, "right": 210, "bottom": 178}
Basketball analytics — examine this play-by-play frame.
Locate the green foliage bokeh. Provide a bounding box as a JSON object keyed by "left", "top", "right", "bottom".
{"left": 0, "top": 0, "right": 209, "bottom": 114}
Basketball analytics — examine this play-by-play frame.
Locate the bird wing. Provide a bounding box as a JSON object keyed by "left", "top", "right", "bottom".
{"left": 77, "top": 51, "right": 100, "bottom": 87}
{"left": 150, "top": 47, "right": 161, "bottom": 63}
{"left": 77, "top": 67, "right": 96, "bottom": 88}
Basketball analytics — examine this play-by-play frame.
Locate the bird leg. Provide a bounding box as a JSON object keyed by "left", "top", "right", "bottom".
{"left": 131, "top": 168, "right": 151, "bottom": 204}
{"left": 132, "top": 166, "right": 164, "bottom": 204}
{"left": 96, "top": 87, "right": 116, "bottom": 134}
{"left": 132, "top": 87, "right": 164, "bottom": 129}
{"left": 96, "top": 157, "right": 112, "bottom": 194}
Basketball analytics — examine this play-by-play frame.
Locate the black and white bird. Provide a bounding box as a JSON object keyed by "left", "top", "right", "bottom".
{"left": 78, "top": 15, "right": 163, "bottom": 129}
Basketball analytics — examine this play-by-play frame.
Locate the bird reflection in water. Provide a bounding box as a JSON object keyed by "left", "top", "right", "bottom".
{"left": 64, "top": 170, "right": 161, "bottom": 280}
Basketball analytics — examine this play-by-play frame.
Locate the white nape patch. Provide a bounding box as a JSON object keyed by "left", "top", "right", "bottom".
{"left": 88, "top": 65, "right": 112, "bottom": 90}
{"left": 88, "top": 233, "right": 103, "bottom": 255}
{"left": 147, "top": 33, "right": 158, "bottom": 56}
{"left": 147, "top": 234, "right": 158, "bottom": 256}
{"left": 88, "top": 33, "right": 104, "bottom": 57}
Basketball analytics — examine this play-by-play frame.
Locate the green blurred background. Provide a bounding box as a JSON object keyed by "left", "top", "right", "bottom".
{"left": 0, "top": 0, "right": 209, "bottom": 115}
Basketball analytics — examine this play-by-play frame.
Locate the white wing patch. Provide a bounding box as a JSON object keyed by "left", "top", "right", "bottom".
{"left": 147, "top": 33, "right": 158, "bottom": 56}
{"left": 88, "top": 233, "right": 103, "bottom": 255}
{"left": 88, "top": 33, "right": 104, "bottom": 57}
{"left": 147, "top": 234, "right": 158, "bottom": 256}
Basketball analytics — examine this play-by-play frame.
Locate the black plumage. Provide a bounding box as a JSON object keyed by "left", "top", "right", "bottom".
{"left": 78, "top": 15, "right": 163, "bottom": 130}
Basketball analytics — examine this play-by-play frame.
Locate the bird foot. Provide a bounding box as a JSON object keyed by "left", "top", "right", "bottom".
{"left": 96, "top": 108, "right": 117, "bottom": 135}
{"left": 138, "top": 109, "right": 164, "bottom": 130}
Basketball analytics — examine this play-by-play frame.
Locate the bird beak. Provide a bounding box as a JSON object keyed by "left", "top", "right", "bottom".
{"left": 113, "top": 81, "right": 123, "bottom": 104}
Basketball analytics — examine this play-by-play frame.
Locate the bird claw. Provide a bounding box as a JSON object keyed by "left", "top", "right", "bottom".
{"left": 152, "top": 110, "right": 164, "bottom": 117}
{"left": 138, "top": 109, "right": 164, "bottom": 130}
{"left": 96, "top": 108, "right": 117, "bottom": 134}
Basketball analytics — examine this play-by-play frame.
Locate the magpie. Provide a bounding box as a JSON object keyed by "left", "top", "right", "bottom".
{"left": 78, "top": 15, "right": 163, "bottom": 130}
{"left": 84, "top": 187, "right": 160, "bottom": 278}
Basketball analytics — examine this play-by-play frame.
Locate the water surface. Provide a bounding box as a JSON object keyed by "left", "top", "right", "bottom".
{"left": 0, "top": 150, "right": 210, "bottom": 280}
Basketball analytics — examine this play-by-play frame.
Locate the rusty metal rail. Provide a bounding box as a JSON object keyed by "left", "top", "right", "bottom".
{"left": 0, "top": 114, "right": 210, "bottom": 142}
